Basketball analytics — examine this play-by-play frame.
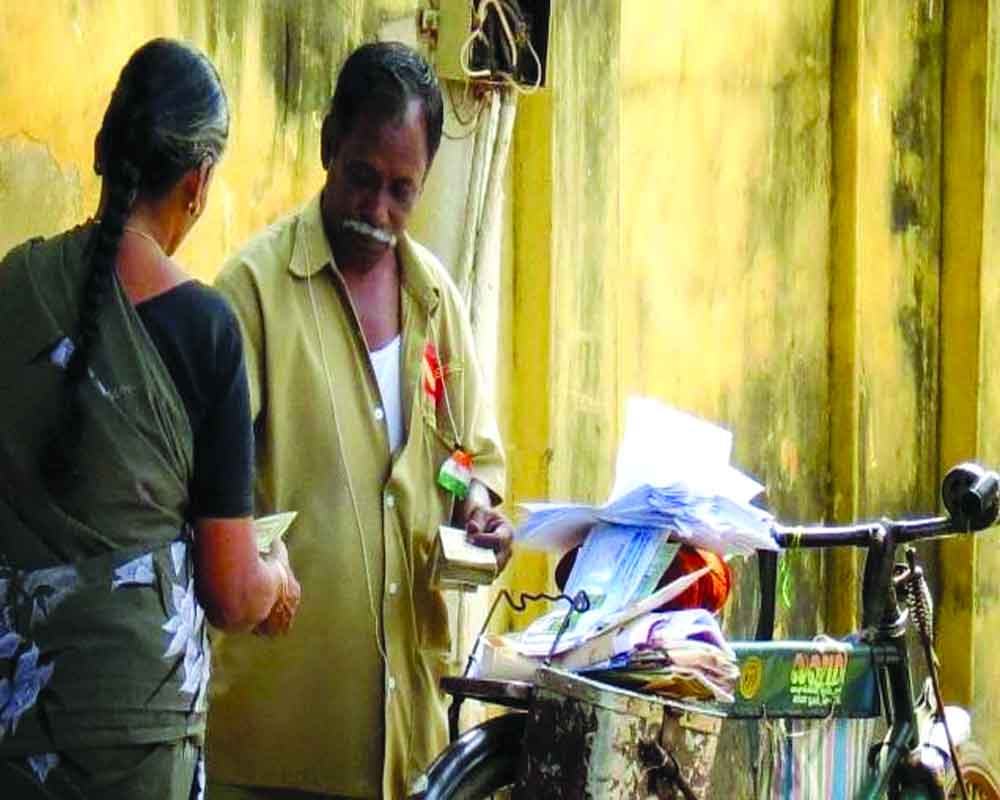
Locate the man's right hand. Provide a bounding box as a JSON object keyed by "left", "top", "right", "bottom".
{"left": 254, "top": 538, "right": 302, "bottom": 636}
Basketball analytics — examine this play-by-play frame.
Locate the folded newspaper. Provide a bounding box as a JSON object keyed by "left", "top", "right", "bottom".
{"left": 579, "top": 609, "right": 740, "bottom": 702}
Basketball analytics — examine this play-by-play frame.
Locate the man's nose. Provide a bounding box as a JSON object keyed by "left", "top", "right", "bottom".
{"left": 360, "top": 188, "right": 393, "bottom": 230}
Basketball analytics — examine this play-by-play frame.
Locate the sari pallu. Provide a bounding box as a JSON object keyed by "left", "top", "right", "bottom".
{"left": 0, "top": 226, "right": 207, "bottom": 797}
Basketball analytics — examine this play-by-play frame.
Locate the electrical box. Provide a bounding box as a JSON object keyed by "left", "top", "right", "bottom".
{"left": 427, "top": 0, "right": 552, "bottom": 88}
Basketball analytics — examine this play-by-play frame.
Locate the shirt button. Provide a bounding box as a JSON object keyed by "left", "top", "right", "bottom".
{"left": 374, "top": 406, "right": 385, "bottom": 422}
{"left": 387, "top": 676, "right": 397, "bottom": 692}
{"left": 388, "top": 582, "right": 399, "bottom": 596}
{"left": 385, "top": 493, "right": 396, "bottom": 509}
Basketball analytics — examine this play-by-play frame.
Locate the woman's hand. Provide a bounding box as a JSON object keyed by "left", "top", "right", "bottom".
{"left": 253, "top": 538, "right": 301, "bottom": 636}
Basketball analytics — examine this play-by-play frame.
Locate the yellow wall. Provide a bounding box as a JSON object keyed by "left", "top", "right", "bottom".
{"left": 0, "top": 1, "right": 415, "bottom": 277}
{"left": 505, "top": 0, "right": 1000, "bottom": 776}
{"left": 619, "top": 2, "right": 833, "bottom": 641}
{"left": 975, "top": 0, "right": 1000, "bottom": 761}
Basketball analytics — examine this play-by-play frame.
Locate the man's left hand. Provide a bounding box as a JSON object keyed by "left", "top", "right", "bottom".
{"left": 464, "top": 505, "right": 514, "bottom": 573}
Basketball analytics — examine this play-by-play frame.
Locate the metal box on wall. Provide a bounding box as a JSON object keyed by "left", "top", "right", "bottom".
{"left": 428, "top": 0, "right": 552, "bottom": 88}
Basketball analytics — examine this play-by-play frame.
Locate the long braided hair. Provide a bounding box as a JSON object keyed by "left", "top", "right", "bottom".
{"left": 43, "top": 38, "right": 229, "bottom": 487}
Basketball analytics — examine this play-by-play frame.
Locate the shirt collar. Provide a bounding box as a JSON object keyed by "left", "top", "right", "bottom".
{"left": 288, "top": 194, "right": 334, "bottom": 279}
{"left": 288, "top": 192, "right": 441, "bottom": 315}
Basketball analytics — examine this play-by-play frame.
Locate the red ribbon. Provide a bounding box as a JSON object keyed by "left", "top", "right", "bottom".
{"left": 422, "top": 342, "right": 444, "bottom": 405}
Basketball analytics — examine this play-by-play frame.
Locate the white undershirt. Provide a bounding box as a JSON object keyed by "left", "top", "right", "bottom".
{"left": 369, "top": 335, "right": 404, "bottom": 453}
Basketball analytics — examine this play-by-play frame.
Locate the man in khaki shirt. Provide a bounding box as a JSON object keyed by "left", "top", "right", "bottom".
{"left": 208, "top": 43, "right": 512, "bottom": 799}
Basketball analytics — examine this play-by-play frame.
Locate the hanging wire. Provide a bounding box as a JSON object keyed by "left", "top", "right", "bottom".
{"left": 443, "top": 80, "right": 488, "bottom": 141}
{"left": 462, "top": 589, "right": 591, "bottom": 677}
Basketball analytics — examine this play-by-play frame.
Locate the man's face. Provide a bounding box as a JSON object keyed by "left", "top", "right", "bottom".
{"left": 321, "top": 98, "right": 429, "bottom": 273}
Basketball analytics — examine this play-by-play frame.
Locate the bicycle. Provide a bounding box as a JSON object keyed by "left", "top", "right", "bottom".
{"left": 413, "top": 462, "right": 1000, "bottom": 799}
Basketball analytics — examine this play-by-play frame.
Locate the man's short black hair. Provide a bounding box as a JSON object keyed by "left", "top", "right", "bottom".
{"left": 324, "top": 41, "right": 444, "bottom": 167}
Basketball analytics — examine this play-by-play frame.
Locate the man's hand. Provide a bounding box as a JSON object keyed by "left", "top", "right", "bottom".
{"left": 458, "top": 480, "right": 514, "bottom": 573}
{"left": 465, "top": 506, "right": 514, "bottom": 573}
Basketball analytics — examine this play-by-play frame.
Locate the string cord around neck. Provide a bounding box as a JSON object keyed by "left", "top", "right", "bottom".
{"left": 305, "top": 266, "right": 390, "bottom": 671}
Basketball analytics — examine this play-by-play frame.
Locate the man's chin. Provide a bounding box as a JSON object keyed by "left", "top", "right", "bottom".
{"left": 335, "top": 235, "right": 391, "bottom": 272}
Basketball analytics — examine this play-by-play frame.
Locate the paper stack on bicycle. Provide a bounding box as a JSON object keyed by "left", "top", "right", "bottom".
{"left": 477, "top": 398, "right": 762, "bottom": 696}
{"left": 578, "top": 609, "right": 741, "bottom": 702}
{"left": 471, "top": 607, "right": 739, "bottom": 702}
{"left": 515, "top": 397, "right": 777, "bottom": 556}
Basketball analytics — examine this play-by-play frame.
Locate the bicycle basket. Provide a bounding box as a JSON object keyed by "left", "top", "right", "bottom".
{"left": 514, "top": 667, "right": 721, "bottom": 799}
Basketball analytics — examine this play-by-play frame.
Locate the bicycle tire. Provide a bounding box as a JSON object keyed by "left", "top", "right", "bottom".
{"left": 946, "top": 741, "right": 1000, "bottom": 800}
{"left": 419, "top": 713, "right": 526, "bottom": 800}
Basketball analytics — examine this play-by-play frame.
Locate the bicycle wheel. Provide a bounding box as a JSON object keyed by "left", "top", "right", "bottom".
{"left": 419, "top": 713, "right": 526, "bottom": 800}
{"left": 946, "top": 741, "right": 1000, "bottom": 800}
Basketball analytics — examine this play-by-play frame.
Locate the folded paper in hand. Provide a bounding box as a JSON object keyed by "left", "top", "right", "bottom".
{"left": 254, "top": 511, "right": 298, "bottom": 554}
{"left": 430, "top": 525, "right": 498, "bottom": 589}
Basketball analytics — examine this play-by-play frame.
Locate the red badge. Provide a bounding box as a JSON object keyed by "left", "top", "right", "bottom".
{"left": 422, "top": 342, "right": 444, "bottom": 405}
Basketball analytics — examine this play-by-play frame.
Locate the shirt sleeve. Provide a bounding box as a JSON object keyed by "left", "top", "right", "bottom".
{"left": 214, "top": 258, "right": 266, "bottom": 422}
{"left": 189, "top": 301, "right": 254, "bottom": 519}
{"left": 448, "top": 291, "right": 507, "bottom": 505}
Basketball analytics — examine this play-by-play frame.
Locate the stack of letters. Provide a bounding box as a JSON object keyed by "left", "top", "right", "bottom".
{"left": 468, "top": 398, "right": 769, "bottom": 703}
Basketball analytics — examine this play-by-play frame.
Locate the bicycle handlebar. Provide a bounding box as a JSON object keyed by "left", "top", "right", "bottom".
{"left": 755, "top": 463, "right": 999, "bottom": 642}
{"left": 769, "top": 462, "right": 999, "bottom": 550}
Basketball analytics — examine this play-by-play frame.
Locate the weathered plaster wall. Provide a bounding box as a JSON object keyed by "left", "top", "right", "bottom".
{"left": 545, "top": 0, "right": 622, "bottom": 508}
{"left": 514, "top": 0, "right": 998, "bottom": 784}
{"left": 0, "top": 1, "right": 416, "bottom": 278}
{"left": 974, "top": 0, "right": 1000, "bottom": 768}
{"left": 619, "top": 1, "right": 833, "bottom": 643}
{"left": 852, "top": 1, "right": 942, "bottom": 522}
{"left": 828, "top": 0, "right": 945, "bottom": 635}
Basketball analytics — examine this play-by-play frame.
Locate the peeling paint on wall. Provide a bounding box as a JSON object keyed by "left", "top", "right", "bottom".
{"left": 0, "top": 136, "right": 83, "bottom": 257}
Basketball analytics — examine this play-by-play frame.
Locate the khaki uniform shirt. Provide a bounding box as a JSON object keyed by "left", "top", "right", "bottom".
{"left": 208, "top": 196, "right": 505, "bottom": 798}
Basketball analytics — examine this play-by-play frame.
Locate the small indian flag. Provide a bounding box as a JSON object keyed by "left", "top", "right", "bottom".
{"left": 437, "top": 449, "right": 473, "bottom": 499}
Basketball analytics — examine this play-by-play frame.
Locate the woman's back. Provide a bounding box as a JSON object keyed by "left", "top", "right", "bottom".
{"left": 0, "top": 38, "right": 299, "bottom": 799}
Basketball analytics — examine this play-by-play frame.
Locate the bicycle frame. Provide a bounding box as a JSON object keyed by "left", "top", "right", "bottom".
{"left": 743, "top": 514, "right": 962, "bottom": 799}
{"left": 422, "top": 463, "right": 1000, "bottom": 799}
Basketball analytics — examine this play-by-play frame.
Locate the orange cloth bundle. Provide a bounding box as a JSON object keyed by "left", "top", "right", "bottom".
{"left": 660, "top": 546, "right": 731, "bottom": 613}
{"left": 555, "top": 543, "right": 731, "bottom": 613}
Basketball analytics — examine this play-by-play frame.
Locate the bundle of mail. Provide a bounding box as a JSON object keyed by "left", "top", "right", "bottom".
{"left": 468, "top": 397, "right": 776, "bottom": 703}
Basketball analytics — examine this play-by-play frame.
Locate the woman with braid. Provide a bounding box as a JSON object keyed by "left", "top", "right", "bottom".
{"left": 0, "top": 38, "right": 300, "bottom": 798}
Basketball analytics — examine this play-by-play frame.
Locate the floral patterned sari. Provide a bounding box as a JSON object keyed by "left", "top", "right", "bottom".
{"left": 0, "top": 225, "right": 208, "bottom": 798}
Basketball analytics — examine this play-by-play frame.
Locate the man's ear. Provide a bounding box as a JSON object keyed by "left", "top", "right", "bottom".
{"left": 321, "top": 115, "right": 336, "bottom": 169}
{"left": 93, "top": 132, "right": 105, "bottom": 175}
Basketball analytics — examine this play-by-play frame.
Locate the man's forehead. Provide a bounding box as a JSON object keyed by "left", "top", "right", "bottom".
{"left": 337, "top": 104, "right": 429, "bottom": 171}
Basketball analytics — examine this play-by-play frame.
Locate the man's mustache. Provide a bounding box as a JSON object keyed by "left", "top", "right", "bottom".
{"left": 341, "top": 219, "right": 397, "bottom": 248}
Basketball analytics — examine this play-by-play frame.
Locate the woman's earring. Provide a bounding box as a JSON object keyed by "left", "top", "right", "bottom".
{"left": 187, "top": 201, "right": 197, "bottom": 216}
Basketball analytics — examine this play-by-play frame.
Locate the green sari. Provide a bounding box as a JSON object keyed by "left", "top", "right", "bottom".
{"left": 0, "top": 225, "right": 207, "bottom": 798}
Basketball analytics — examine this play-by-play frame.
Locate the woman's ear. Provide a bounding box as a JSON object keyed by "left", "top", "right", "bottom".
{"left": 195, "top": 159, "right": 215, "bottom": 214}
{"left": 182, "top": 159, "right": 215, "bottom": 218}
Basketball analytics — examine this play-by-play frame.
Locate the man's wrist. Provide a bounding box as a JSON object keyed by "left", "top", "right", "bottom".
{"left": 466, "top": 479, "right": 491, "bottom": 509}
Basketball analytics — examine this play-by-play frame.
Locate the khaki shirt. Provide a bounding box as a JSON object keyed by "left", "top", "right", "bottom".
{"left": 208, "top": 196, "right": 505, "bottom": 798}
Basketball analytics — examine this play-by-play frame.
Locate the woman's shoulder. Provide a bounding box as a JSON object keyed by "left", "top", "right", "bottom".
{"left": 1, "top": 224, "right": 92, "bottom": 281}
{"left": 137, "top": 280, "right": 242, "bottom": 356}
